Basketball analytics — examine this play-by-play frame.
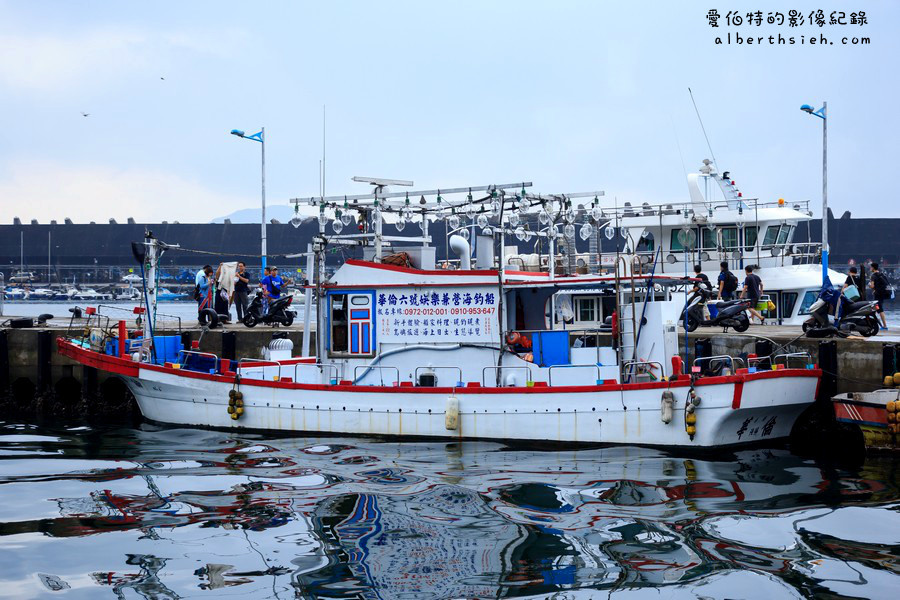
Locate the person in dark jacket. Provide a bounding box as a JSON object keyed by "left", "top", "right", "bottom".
{"left": 842, "top": 266, "right": 866, "bottom": 301}
{"left": 233, "top": 261, "right": 250, "bottom": 321}
{"left": 741, "top": 265, "right": 765, "bottom": 324}
{"left": 717, "top": 261, "right": 739, "bottom": 301}
{"left": 869, "top": 262, "right": 890, "bottom": 330}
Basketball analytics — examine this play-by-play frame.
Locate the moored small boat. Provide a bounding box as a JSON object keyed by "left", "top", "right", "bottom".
{"left": 832, "top": 389, "right": 900, "bottom": 451}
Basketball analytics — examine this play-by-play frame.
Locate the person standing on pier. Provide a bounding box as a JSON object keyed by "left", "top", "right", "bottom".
{"left": 233, "top": 262, "right": 250, "bottom": 321}
{"left": 842, "top": 266, "right": 866, "bottom": 301}
{"left": 195, "top": 265, "right": 213, "bottom": 313}
{"left": 741, "top": 265, "right": 765, "bottom": 325}
{"left": 869, "top": 263, "right": 891, "bottom": 330}
{"left": 717, "top": 261, "right": 739, "bottom": 301}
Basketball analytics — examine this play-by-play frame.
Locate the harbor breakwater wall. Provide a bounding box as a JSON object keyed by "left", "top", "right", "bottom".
{"left": 0, "top": 326, "right": 890, "bottom": 422}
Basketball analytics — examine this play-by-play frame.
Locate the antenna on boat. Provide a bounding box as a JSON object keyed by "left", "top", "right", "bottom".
{"left": 688, "top": 87, "right": 719, "bottom": 169}
{"left": 322, "top": 104, "right": 326, "bottom": 198}
{"left": 351, "top": 177, "right": 414, "bottom": 260}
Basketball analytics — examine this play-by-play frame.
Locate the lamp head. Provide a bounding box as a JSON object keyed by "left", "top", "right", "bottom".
{"left": 230, "top": 129, "right": 245, "bottom": 137}
{"left": 800, "top": 104, "right": 814, "bottom": 114}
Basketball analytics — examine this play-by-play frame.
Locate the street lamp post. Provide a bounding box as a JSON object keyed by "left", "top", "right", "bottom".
{"left": 800, "top": 102, "right": 827, "bottom": 283}
{"left": 230, "top": 128, "right": 267, "bottom": 269}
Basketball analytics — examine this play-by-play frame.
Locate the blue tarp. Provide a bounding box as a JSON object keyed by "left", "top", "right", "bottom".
{"left": 532, "top": 331, "right": 570, "bottom": 367}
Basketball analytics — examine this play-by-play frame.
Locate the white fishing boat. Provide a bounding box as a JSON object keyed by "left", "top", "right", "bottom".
{"left": 71, "top": 287, "right": 113, "bottom": 301}
{"left": 569, "top": 159, "right": 843, "bottom": 327}
{"left": 58, "top": 180, "right": 820, "bottom": 448}
{"left": 4, "top": 287, "right": 28, "bottom": 300}
{"left": 27, "top": 287, "right": 56, "bottom": 300}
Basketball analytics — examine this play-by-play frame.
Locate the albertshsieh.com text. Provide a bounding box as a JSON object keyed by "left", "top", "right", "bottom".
{"left": 716, "top": 32, "right": 870, "bottom": 45}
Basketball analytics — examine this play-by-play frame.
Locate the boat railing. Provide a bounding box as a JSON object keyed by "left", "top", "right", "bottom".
{"left": 179, "top": 350, "right": 221, "bottom": 373}
{"left": 233, "top": 358, "right": 283, "bottom": 381}
{"left": 773, "top": 352, "right": 813, "bottom": 369}
{"left": 414, "top": 366, "right": 463, "bottom": 387}
{"left": 622, "top": 360, "right": 665, "bottom": 381}
{"left": 353, "top": 365, "right": 400, "bottom": 386}
{"left": 547, "top": 364, "right": 603, "bottom": 386}
{"left": 292, "top": 362, "right": 340, "bottom": 384}
{"left": 481, "top": 365, "right": 531, "bottom": 387}
{"left": 693, "top": 355, "right": 745, "bottom": 374}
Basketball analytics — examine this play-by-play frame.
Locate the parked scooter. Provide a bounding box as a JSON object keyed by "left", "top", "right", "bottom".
{"left": 803, "top": 281, "right": 879, "bottom": 337}
{"left": 242, "top": 291, "right": 296, "bottom": 328}
{"left": 681, "top": 287, "right": 751, "bottom": 332}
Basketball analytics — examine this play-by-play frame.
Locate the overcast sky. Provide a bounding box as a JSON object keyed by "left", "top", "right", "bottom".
{"left": 0, "top": 1, "right": 896, "bottom": 223}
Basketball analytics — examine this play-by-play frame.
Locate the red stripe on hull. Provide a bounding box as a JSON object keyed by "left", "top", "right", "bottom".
{"left": 57, "top": 339, "right": 820, "bottom": 395}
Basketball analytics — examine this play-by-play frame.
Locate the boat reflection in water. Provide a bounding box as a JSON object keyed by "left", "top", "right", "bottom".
{"left": 0, "top": 424, "right": 898, "bottom": 598}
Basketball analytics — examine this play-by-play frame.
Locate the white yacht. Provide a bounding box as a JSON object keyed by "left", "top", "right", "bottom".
{"left": 28, "top": 288, "right": 57, "bottom": 300}
{"left": 72, "top": 288, "right": 113, "bottom": 301}
{"left": 549, "top": 160, "right": 841, "bottom": 328}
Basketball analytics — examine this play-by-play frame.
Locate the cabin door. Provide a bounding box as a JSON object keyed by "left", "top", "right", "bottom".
{"left": 347, "top": 293, "right": 373, "bottom": 355}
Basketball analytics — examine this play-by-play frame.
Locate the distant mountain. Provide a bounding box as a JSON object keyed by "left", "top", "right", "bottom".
{"left": 211, "top": 205, "right": 303, "bottom": 224}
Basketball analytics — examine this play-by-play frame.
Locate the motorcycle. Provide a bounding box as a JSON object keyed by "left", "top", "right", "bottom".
{"left": 242, "top": 291, "right": 296, "bottom": 328}
{"left": 681, "top": 287, "right": 751, "bottom": 332}
{"left": 803, "top": 281, "right": 879, "bottom": 337}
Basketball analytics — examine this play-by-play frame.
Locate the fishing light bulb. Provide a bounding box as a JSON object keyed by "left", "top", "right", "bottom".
{"left": 490, "top": 199, "right": 502, "bottom": 217}
{"left": 318, "top": 211, "right": 327, "bottom": 227}
{"left": 465, "top": 203, "right": 476, "bottom": 220}
{"left": 507, "top": 212, "right": 520, "bottom": 227}
{"left": 591, "top": 206, "right": 602, "bottom": 221}
{"left": 518, "top": 197, "right": 529, "bottom": 214}
{"left": 564, "top": 224, "right": 576, "bottom": 239}
{"left": 290, "top": 206, "right": 303, "bottom": 229}
{"left": 548, "top": 226, "right": 558, "bottom": 239}
{"left": 564, "top": 209, "right": 575, "bottom": 224}
{"left": 579, "top": 223, "right": 593, "bottom": 240}
{"left": 515, "top": 226, "right": 526, "bottom": 241}
{"left": 604, "top": 226, "right": 615, "bottom": 240}
{"left": 448, "top": 214, "right": 460, "bottom": 230}
{"left": 539, "top": 209, "right": 550, "bottom": 225}
{"left": 459, "top": 227, "right": 470, "bottom": 241}
{"left": 482, "top": 226, "right": 493, "bottom": 236}
{"left": 477, "top": 214, "right": 488, "bottom": 229}
{"left": 332, "top": 220, "right": 343, "bottom": 234}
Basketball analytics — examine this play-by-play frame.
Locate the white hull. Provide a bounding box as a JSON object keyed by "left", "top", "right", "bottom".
{"left": 121, "top": 366, "right": 817, "bottom": 448}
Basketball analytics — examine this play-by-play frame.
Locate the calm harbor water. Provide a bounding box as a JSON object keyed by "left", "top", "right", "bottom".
{"left": 0, "top": 422, "right": 897, "bottom": 599}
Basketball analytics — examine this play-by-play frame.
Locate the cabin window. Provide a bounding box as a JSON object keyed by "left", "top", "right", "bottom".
{"left": 744, "top": 226, "right": 759, "bottom": 248}
{"left": 329, "top": 292, "right": 375, "bottom": 356}
{"left": 701, "top": 228, "right": 717, "bottom": 249}
{"left": 776, "top": 225, "right": 792, "bottom": 246}
{"left": 670, "top": 228, "right": 697, "bottom": 251}
{"left": 798, "top": 290, "right": 818, "bottom": 315}
{"left": 720, "top": 227, "right": 739, "bottom": 249}
{"left": 330, "top": 294, "right": 348, "bottom": 353}
{"left": 762, "top": 225, "right": 780, "bottom": 246}
{"left": 577, "top": 297, "right": 597, "bottom": 323}
{"left": 780, "top": 292, "right": 798, "bottom": 319}
{"left": 636, "top": 232, "right": 654, "bottom": 252}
